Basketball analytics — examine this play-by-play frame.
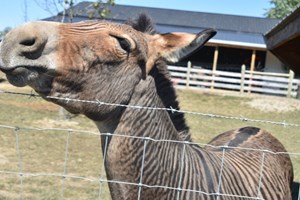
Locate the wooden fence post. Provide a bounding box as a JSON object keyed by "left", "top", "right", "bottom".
{"left": 247, "top": 49, "right": 256, "bottom": 94}
{"left": 240, "top": 65, "right": 246, "bottom": 94}
{"left": 186, "top": 61, "right": 192, "bottom": 88}
{"left": 248, "top": 71, "right": 253, "bottom": 94}
{"left": 211, "top": 46, "right": 219, "bottom": 90}
{"left": 296, "top": 82, "right": 300, "bottom": 99}
{"left": 287, "top": 70, "right": 295, "bottom": 98}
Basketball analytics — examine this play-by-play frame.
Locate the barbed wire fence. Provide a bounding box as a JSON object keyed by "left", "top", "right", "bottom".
{"left": 0, "top": 89, "right": 300, "bottom": 200}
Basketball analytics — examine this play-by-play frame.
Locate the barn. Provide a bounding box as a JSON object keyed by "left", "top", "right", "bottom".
{"left": 265, "top": 5, "right": 300, "bottom": 76}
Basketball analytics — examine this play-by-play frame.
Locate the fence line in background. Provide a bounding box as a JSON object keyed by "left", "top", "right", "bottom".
{"left": 168, "top": 64, "right": 300, "bottom": 98}
{"left": 1, "top": 89, "right": 300, "bottom": 128}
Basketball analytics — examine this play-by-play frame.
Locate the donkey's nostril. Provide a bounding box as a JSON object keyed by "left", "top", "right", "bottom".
{"left": 20, "top": 38, "right": 36, "bottom": 46}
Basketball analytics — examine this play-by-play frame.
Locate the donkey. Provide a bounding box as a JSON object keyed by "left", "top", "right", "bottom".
{"left": 0, "top": 15, "right": 293, "bottom": 199}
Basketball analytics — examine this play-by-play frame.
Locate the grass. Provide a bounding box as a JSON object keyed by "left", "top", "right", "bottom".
{"left": 0, "top": 82, "right": 299, "bottom": 199}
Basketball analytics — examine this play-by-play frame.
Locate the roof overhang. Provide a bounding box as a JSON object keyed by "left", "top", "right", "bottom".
{"left": 207, "top": 39, "right": 266, "bottom": 50}
{"left": 155, "top": 23, "right": 267, "bottom": 50}
{"left": 264, "top": 6, "right": 300, "bottom": 74}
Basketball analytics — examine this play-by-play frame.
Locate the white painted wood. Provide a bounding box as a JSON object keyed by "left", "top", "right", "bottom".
{"left": 168, "top": 65, "right": 300, "bottom": 97}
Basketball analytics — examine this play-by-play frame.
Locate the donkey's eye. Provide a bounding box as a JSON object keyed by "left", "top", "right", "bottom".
{"left": 115, "top": 37, "right": 131, "bottom": 53}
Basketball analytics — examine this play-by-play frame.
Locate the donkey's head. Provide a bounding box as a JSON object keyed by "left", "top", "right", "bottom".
{"left": 0, "top": 15, "right": 215, "bottom": 120}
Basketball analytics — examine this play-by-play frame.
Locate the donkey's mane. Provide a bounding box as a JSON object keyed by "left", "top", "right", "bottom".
{"left": 125, "top": 13, "right": 156, "bottom": 35}
{"left": 126, "top": 14, "right": 191, "bottom": 141}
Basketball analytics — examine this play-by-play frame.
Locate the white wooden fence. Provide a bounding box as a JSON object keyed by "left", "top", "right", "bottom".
{"left": 168, "top": 63, "right": 300, "bottom": 98}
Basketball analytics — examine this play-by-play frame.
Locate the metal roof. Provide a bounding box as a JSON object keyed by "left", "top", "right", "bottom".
{"left": 46, "top": 1, "right": 280, "bottom": 49}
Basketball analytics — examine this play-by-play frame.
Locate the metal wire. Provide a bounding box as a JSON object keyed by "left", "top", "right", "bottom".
{"left": 1, "top": 124, "right": 299, "bottom": 156}
{"left": 15, "top": 128, "right": 23, "bottom": 200}
{"left": 0, "top": 123, "right": 298, "bottom": 199}
{"left": 0, "top": 170, "right": 265, "bottom": 200}
{"left": 1, "top": 89, "right": 300, "bottom": 127}
{"left": 61, "top": 130, "right": 71, "bottom": 199}
{"left": 0, "top": 89, "right": 299, "bottom": 200}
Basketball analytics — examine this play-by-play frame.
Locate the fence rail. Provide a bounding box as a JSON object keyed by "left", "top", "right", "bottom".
{"left": 168, "top": 64, "right": 300, "bottom": 98}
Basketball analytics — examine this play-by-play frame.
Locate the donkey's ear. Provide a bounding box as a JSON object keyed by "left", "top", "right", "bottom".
{"left": 146, "top": 29, "right": 216, "bottom": 74}
{"left": 161, "top": 29, "right": 216, "bottom": 62}
{"left": 153, "top": 29, "right": 216, "bottom": 62}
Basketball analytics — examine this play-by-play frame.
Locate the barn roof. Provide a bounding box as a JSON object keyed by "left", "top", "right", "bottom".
{"left": 45, "top": 1, "right": 280, "bottom": 50}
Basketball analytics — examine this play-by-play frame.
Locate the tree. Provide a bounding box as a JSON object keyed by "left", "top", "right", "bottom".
{"left": 0, "top": 27, "right": 12, "bottom": 40}
{"left": 89, "top": 0, "right": 115, "bottom": 19}
{"left": 265, "top": 0, "right": 300, "bottom": 19}
{"left": 34, "top": 0, "right": 115, "bottom": 22}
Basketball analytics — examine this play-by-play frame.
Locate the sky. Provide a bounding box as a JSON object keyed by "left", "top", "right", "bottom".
{"left": 0, "top": 0, "right": 273, "bottom": 30}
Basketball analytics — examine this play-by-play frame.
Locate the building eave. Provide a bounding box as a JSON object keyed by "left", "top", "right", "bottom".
{"left": 264, "top": 6, "right": 300, "bottom": 49}
{"left": 208, "top": 39, "right": 266, "bottom": 50}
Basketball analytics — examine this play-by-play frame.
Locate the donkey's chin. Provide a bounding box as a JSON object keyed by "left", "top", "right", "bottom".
{"left": 5, "top": 67, "right": 40, "bottom": 87}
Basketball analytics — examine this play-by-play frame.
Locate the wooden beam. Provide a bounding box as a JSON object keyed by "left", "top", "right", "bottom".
{"left": 211, "top": 46, "right": 219, "bottom": 90}
{"left": 250, "top": 49, "right": 256, "bottom": 72}
{"left": 205, "top": 42, "right": 266, "bottom": 51}
{"left": 212, "top": 46, "right": 219, "bottom": 71}
{"left": 248, "top": 49, "right": 256, "bottom": 94}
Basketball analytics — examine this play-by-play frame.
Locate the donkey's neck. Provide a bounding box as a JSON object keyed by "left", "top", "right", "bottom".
{"left": 151, "top": 63, "right": 191, "bottom": 141}
{"left": 95, "top": 76, "right": 180, "bottom": 141}
{"left": 94, "top": 77, "right": 183, "bottom": 199}
{"left": 93, "top": 75, "right": 181, "bottom": 154}
{"left": 118, "top": 78, "right": 179, "bottom": 140}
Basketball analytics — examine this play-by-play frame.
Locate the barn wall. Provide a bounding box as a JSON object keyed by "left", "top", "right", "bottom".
{"left": 264, "top": 51, "right": 286, "bottom": 73}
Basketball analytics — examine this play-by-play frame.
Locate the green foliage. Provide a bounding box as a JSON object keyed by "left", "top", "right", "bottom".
{"left": 0, "top": 27, "right": 12, "bottom": 39}
{"left": 265, "top": 0, "right": 300, "bottom": 19}
{"left": 89, "top": 0, "right": 115, "bottom": 19}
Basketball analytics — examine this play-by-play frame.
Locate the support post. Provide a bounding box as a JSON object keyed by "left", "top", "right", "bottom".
{"left": 186, "top": 61, "right": 192, "bottom": 88}
{"left": 240, "top": 65, "right": 246, "bottom": 94}
{"left": 250, "top": 49, "right": 256, "bottom": 72}
{"left": 248, "top": 49, "right": 256, "bottom": 94}
{"left": 287, "top": 70, "right": 295, "bottom": 98}
{"left": 211, "top": 46, "right": 219, "bottom": 90}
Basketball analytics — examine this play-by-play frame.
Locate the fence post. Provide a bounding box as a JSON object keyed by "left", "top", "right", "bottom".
{"left": 186, "top": 61, "right": 192, "bottom": 88}
{"left": 248, "top": 71, "right": 253, "bottom": 94}
{"left": 210, "top": 68, "right": 215, "bottom": 90}
{"left": 211, "top": 46, "right": 219, "bottom": 90}
{"left": 287, "top": 70, "right": 295, "bottom": 98}
{"left": 297, "top": 82, "right": 300, "bottom": 99}
{"left": 240, "top": 65, "right": 246, "bottom": 94}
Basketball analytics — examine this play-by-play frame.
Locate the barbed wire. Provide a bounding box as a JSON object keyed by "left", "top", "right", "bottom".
{"left": 1, "top": 89, "right": 300, "bottom": 127}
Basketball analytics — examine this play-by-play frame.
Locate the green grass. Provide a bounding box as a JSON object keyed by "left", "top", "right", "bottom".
{"left": 0, "top": 83, "right": 299, "bottom": 199}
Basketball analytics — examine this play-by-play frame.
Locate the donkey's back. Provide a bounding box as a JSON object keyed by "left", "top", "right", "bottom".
{"left": 205, "top": 126, "right": 293, "bottom": 199}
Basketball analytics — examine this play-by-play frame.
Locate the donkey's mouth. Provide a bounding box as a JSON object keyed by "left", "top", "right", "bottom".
{"left": 0, "top": 66, "right": 47, "bottom": 74}
{"left": 3, "top": 66, "right": 48, "bottom": 87}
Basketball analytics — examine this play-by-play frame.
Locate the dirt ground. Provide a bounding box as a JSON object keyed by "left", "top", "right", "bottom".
{"left": 244, "top": 95, "right": 300, "bottom": 113}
